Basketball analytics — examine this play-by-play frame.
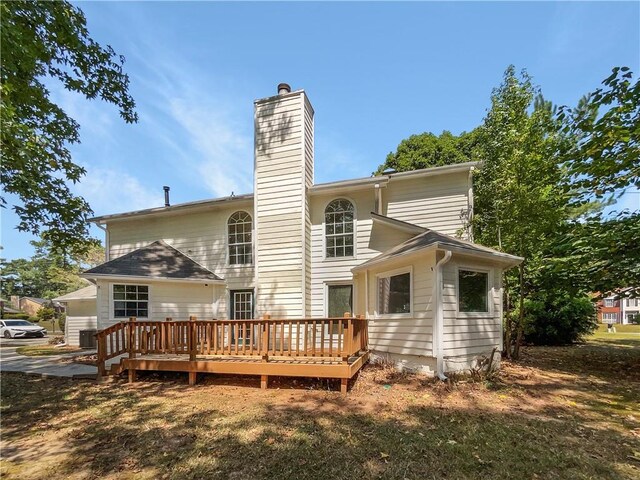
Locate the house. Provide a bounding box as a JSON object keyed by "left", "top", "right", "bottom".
{"left": 17, "top": 297, "right": 64, "bottom": 317}
{"left": 74, "top": 84, "right": 521, "bottom": 379}
{"left": 620, "top": 289, "right": 640, "bottom": 324}
{"left": 597, "top": 294, "right": 621, "bottom": 324}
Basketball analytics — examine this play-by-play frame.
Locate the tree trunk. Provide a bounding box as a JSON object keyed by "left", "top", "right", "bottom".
{"left": 512, "top": 263, "right": 525, "bottom": 359}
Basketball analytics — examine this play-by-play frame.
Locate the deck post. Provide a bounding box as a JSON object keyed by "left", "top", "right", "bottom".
{"left": 96, "top": 333, "right": 107, "bottom": 380}
{"left": 260, "top": 375, "right": 268, "bottom": 390}
{"left": 341, "top": 377, "right": 348, "bottom": 395}
{"left": 188, "top": 371, "right": 197, "bottom": 386}
{"left": 262, "top": 314, "right": 270, "bottom": 362}
{"left": 189, "top": 315, "right": 197, "bottom": 361}
{"left": 343, "top": 314, "right": 353, "bottom": 363}
{"left": 128, "top": 317, "right": 137, "bottom": 383}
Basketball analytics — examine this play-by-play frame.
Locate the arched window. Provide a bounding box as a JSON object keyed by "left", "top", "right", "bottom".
{"left": 228, "top": 211, "right": 252, "bottom": 265}
{"left": 325, "top": 199, "right": 355, "bottom": 258}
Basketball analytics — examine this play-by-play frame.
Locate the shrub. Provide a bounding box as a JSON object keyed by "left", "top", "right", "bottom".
{"left": 523, "top": 292, "right": 597, "bottom": 345}
{"left": 2, "top": 313, "right": 30, "bottom": 320}
{"left": 28, "top": 316, "right": 39, "bottom": 323}
{"left": 58, "top": 313, "right": 66, "bottom": 332}
{"left": 36, "top": 307, "right": 56, "bottom": 322}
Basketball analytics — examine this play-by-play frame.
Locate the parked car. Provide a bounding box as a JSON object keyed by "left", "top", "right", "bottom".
{"left": 0, "top": 320, "right": 47, "bottom": 338}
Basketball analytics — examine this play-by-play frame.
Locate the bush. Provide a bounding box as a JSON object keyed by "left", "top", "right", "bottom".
{"left": 524, "top": 292, "right": 597, "bottom": 345}
{"left": 36, "top": 306, "right": 56, "bottom": 322}
{"left": 58, "top": 313, "right": 66, "bottom": 332}
{"left": 28, "top": 316, "right": 39, "bottom": 323}
{"left": 2, "top": 313, "right": 30, "bottom": 320}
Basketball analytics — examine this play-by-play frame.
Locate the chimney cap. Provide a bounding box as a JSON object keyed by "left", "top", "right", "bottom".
{"left": 277, "top": 83, "right": 291, "bottom": 95}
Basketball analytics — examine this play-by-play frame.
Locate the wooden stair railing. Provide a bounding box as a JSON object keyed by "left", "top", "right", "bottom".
{"left": 95, "top": 314, "right": 369, "bottom": 379}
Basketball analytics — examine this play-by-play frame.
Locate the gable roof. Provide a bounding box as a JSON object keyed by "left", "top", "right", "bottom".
{"left": 353, "top": 229, "right": 523, "bottom": 272}
{"left": 82, "top": 241, "right": 223, "bottom": 283}
{"left": 370, "top": 212, "right": 427, "bottom": 235}
{"left": 53, "top": 285, "right": 97, "bottom": 302}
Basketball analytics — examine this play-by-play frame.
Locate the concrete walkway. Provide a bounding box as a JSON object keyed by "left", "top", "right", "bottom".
{"left": 0, "top": 338, "right": 98, "bottom": 378}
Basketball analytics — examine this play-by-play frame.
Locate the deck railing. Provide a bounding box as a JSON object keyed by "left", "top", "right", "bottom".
{"left": 95, "top": 315, "right": 368, "bottom": 378}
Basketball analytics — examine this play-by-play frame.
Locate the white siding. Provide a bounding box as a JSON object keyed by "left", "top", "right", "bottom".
{"left": 441, "top": 257, "right": 502, "bottom": 364}
{"left": 360, "top": 251, "right": 436, "bottom": 358}
{"left": 310, "top": 191, "right": 415, "bottom": 318}
{"left": 63, "top": 299, "right": 97, "bottom": 347}
{"left": 385, "top": 172, "right": 470, "bottom": 237}
{"left": 254, "top": 91, "right": 313, "bottom": 318}
{"left": 96, "top": 280, "right": 220, "bottom": 330}
{"left": 106, "top": 204, "right": 254, "bottom": 320}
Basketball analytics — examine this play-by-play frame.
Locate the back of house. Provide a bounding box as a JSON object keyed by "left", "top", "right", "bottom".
{"left": 68, "top": 84, "right": 521, "bottom": 375}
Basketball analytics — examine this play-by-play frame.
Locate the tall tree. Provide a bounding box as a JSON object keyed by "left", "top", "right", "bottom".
{"left": 473, "top": 66, "right": 571, "bottom": 358}
{"left": 0, "top": 0, "right": 137, "bottom": 255}
{"left": 376, "top": 130, "right": 479, "bottom": 174}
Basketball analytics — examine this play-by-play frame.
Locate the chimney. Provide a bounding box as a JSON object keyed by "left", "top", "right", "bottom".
{"left": 277, "top": 83, "right": 291, "bottom": 95}
{"left": 163, "top": 186, "right": 170, "bottom": 207}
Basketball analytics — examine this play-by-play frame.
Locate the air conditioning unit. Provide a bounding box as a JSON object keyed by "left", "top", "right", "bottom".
{"left": 79, "top": 329, "right": 97, "bottom": 349}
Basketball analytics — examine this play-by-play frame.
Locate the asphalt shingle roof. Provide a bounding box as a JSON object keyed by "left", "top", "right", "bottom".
{"left": 83, "top": 241, "right": 222, "bottom": 281}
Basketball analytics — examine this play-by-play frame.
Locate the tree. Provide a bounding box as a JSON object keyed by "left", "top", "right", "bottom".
{"left": 559, "top": 67, "right": 639, "bottom": 199}
{"left": 473, "top": 66, "right": 571, "bottom": 358}
{"left": 0, "top": 0, "right": 137, "bottom": 255}
{"left": 375, "top": 130, "right": 480, "bottom": 174}
{"left": 0, "top": 236, "right": 104, "bottom": 299}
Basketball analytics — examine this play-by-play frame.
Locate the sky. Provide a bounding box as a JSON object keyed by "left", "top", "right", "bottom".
{"left": 2, "top": 1, "right": 639, "bottom": 260}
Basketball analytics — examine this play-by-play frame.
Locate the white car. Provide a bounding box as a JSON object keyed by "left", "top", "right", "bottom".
{"left": 0, "top": 320, "right": 47, "bottom": 339}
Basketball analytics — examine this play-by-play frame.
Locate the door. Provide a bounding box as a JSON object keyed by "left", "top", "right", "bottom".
{"left": 230, "top": 290, "right": 254, "bottom": 345}
{"left": 327, "top": 284, "right": 353, "bottom": 318}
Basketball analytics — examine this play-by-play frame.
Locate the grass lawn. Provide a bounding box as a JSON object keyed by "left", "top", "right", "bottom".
{"left": 15, "top": 345, "right": 84, "bottom": 356}
{"left": 1, "top": 335, "right": 639, "bottom": 479}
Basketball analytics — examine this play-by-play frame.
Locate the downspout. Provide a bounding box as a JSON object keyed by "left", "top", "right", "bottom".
{"left": 95, "top": 223, "right": 109, "bottom": 261}
{"left": 433, "top": 250, "right": 452, "bottom": 380}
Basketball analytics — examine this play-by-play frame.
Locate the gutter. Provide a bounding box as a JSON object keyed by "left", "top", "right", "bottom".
{"left": 433, "top": 250, "right": 452, "bottom": 380}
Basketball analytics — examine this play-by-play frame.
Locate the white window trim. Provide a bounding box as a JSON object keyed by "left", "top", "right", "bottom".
{"left": 227, "top": 210, "right": 254, "bottom": 267}
{"left": 322, "top": 197, "right": 357, "bottom": 261}
{"left": 374, "top": 266, "right": 413, "bottom": 319}
{"left": 455, "top": 265, "right": 493, "bottom": 318}
{"left": 323, "top": 281, "right": 354, "bottom": 318}
{"left": 109, "top": 282, "right": 152, "bottom": 320}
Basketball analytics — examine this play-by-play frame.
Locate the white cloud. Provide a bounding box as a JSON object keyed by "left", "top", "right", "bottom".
{"left": 73, "top": 167, "right": 161, "bottom": 216}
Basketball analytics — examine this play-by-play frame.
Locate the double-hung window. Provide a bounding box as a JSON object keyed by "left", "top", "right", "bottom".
{"left": 377, "top": 271, "right": 411, "bottom": 315}
{"left": 325, "top": 199, "right": 355, "bottom": 258}
{"left": 228, "top": 211, "right": 252, "bottom": 265}
{"left": 113, "top": 285, "right": 149, "bottom": 318}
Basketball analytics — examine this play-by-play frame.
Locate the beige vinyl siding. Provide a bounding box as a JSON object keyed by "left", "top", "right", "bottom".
{"left": 441, "top": 258, "right": 502, "bottom": 359}
{"left": 96, "top": 280, "right": 219, "bottom": 329}
{"left": 254, "top": 91, "right": 313, "bottom": 318}
{"left": 361, "top": 251, "right": 436, "bottom": 358}
{"left": 384, "top": 172, "right": 470, "bottom": 237}
{"left": 309, "top": 191, "right": 415, "bottom": 318}
{"left": 106, "top": 205, "right": 254, "bottom": 319}
{"left": 64, "top": 299, "right": 98, "bottom": 346}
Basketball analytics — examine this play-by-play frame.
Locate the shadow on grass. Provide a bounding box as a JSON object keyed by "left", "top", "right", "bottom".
{"left": 1, "top": 372, "right": 638, "bottom": 480}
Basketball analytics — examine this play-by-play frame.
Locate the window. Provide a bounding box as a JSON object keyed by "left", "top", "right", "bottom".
{"left": 228, "top": 211, "right": 252, "bottom": 265}
{"left": 325, "top": 199, "right": 354, "bottom": 258}
{"left": 327, "top": 284, "right": 353, "bottom": 318}
{"left": 113, "top": 284, "right": 149, "bottom": 318}
{"left": 604, "top": 298, "right": 615, "bottom": 307}
{"left": 603, "top": 313, "right": 618, "bottom": 322}
{"left": 378, "top": 272, "right": 411, "bottom": 315}
{"left": 458, "top": 269, "right": 489, "bottom": 313}
{"left": 627, "top": 298, "right": 639, "bottom": 307}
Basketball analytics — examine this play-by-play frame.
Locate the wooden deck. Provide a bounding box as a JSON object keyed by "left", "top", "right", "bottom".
{"left": 96, "top": 316, "right": 369, "bottom": 393}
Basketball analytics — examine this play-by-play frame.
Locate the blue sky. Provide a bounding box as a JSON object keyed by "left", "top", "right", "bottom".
{"left": 2, "top": 1, "right": 639, "bottom": 260}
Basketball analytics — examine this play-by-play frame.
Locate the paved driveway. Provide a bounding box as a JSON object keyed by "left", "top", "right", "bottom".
{"left": 0, "top": 336, "right": 98, "bottom": 378}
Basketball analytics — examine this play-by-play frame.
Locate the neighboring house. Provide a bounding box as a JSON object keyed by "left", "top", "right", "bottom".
{"left": 18, "top": 297, "right": 64, "bottom": 317}
{"left": 79, "top": 84, "right": 522, "bottom": 375}
{"left": 597, "top": 294, "right": 621, "bottom": 324}
{"left": 621, "top": 295, "right": 640, "bottom": 324}
{"left": 53, "top": 285, "right": 97, "bottom": 346}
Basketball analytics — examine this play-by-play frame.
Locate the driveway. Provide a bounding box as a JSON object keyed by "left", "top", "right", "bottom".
{"left": 0, "top": 336, "right": 98, "bottom": 378}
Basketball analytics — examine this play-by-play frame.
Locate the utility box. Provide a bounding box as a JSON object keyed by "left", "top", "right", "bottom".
{"left": 79, "top": 329, "right": 97, "bottom": 349}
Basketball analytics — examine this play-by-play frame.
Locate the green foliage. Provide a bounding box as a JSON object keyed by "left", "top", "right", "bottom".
{"left": 58, "top": 312, "right": 66, "bottom": 332}
{"left": 523, "top": 292, "right": 597, "bottom": 345}
{"left": 376, "top": 130, "right": 479, "bottom": 174}
{"left": 0, "top": 235, "right": 104, "bottom": 299}
{"left": 28, "top": 316, "right": 39, "bottom": 323}
{"left": 559, "top": 67, "right": 640, "bottom": 199}
{"left": 36, "top": 307, "right": 56, "bottom": 322}
{"left": 0, "top": 0, "right": 137, "bottom": 255}
{"left": 1, "top": 313, "right": 30, "bottom": 320}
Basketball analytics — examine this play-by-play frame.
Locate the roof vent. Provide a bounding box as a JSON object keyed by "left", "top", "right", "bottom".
{"left": 163, "top": 186, "right": 170, "bottom": 207}
{"left": 278, "top": 83, "right": 291, "bottom": 95}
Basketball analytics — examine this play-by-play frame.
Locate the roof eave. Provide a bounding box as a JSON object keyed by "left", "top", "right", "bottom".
{"left": 80, "top": 273, "right": 225, "bottom": 285}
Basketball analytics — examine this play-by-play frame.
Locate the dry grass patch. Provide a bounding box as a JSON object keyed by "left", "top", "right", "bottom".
{"left": 15, "top": 345, "right": 84, "bottom": 356}
{"left": 1, "top": 335, "right": 639, "bottom": 480}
